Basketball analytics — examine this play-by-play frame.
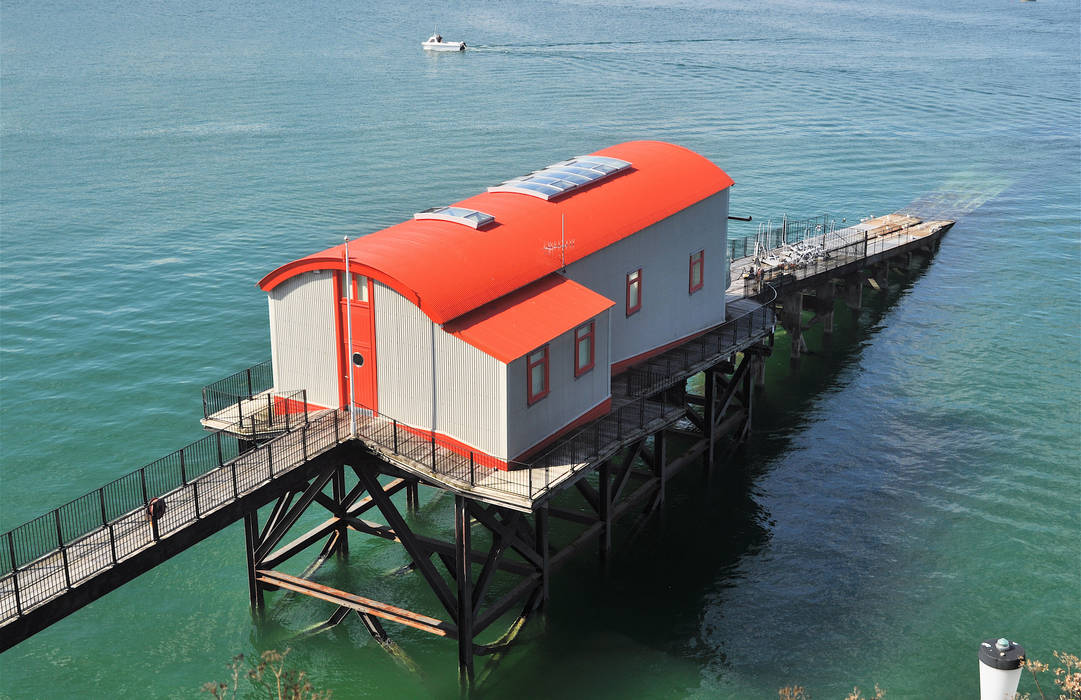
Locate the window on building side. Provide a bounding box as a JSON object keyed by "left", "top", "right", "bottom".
{"left": 527, "top": 345, "right": 549, "bottom": 404}
{"left": 689, "top": 250, "right": 704, "bottom": 294}
{"left": 341, "top": 272, "right": 369, "bottom": 302}
{"left": 574, "top": 321, "right": 595, "bottom": 377}
{"left": 626, "top": 269, "right": 642, "bottom": 316}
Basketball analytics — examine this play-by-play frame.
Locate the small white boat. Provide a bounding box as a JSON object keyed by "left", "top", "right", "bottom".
{"left": 422, "top": 34, "right": 466, "bottom": 51}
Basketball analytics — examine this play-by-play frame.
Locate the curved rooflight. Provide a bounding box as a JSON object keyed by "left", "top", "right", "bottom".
{"left": 487, "top": 155, "right": 632, "bottom": 200}
{"left": 414, "top": 206, "right": 495, "bottom": 229}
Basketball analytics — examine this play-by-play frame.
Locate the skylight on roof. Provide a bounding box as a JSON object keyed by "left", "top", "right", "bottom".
{"left": 414, "top": 206, "right": 495, "bottom": 229}
{"left": 487, "top": 155, "right": 632, "bottom": 200}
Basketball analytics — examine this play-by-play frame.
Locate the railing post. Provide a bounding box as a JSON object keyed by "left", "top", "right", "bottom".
{"left": 201, "top": 388, "right": 209, "bottom": 420}
{"left": 246, "top": 367, "right": 253, "bottom": 397}
{"left": 193, "top": 477, "right": 202, "bottom": 518}
{"left": 267, "top": 443, "right": 274, "bottom": 480}
{"left": 430, "top": 434, "right": 436, "bottom": 470}
{"left": 139, "top": 468, "right": 149, "bottom": 507}
{"left": 99, "top": 489, "right": 118, "bottom": 564}
{"left": 237, "top": 396, "right": 245, "bottom": 433}
{"left": 54, "top": 510, "right": 72, "bottom": 590}
{"left": 333, "top": 409, "right": 340, "bottom": 443}
{"left": 302, "top": 390, "right": 309, "bottom": 425}
{"left": 469, "top": 452, "right": 475, "bottom": 487}
{"left": 179, "top": 450, "right": 187, "bottom": 484}
{"left": 393, "top": 420, "right": 398, "bottom": 454}
{"left": 7, "top": 533, "right": 21, "bottom": 615}
{"left": 216, "top": 432, "right": 224, "bottom": 466}
{"left": 302, "top": 424, "right": 309, "bottom": 462}
{"left": 231, "top": 463, "right": 240, "bottom": 499}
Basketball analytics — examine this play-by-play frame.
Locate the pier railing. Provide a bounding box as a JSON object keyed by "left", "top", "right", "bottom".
{"left": 0, "top": 396, "right": 320, "bottom": 624}
{"left": 734, "top": 217, "right": 938, "bottom": 295}
{"left": 729, "top": 213, "right": 835, "bottom": 261}
{"left": 201, "top": 359, "right": 274, "bottom": 419}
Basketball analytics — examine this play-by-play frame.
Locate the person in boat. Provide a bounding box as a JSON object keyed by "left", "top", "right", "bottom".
{"left": 434, "top": 34, "right": 442, "bottom": 42}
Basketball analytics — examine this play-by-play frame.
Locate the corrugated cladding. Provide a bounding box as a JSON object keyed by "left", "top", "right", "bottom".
{"left": 267, "top": 271, "right": 338, "bottom": 408}
{"left": 505, "top": 308, "right": 611, "bottom": 460}
{"left": 373, "top": 282, "right": 507, "bottom": 458}
{"left": 563, "top": 190, "right": 729, "bottom": 366}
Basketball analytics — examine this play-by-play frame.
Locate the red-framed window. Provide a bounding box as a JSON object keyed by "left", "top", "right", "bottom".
{"left": 574, "top": 321, "right": 595, "bottom": 377}
{"left": 626, "top": 268, "right": 642, "bottom": 316}
{"left": 689, "top": 250, "right": 704, "bottom": 294}
{"left": 527, "top": 345, "right": 549, "bottom": 405}
{"left": 341, "top": 272, "right": 369, "bottom": 302}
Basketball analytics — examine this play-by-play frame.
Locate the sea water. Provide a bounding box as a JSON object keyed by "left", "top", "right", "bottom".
{"left": 1, "top": 1, "right": 1078, "bottom": 697}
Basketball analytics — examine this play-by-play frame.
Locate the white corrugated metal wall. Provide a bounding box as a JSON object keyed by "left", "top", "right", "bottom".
{"left": 505, "top": 308, "right": 611, "bottom": 460}
{"left": 267, "top": 270, "right": 339, "bottom": 408}
{"left": 373, "top": 282, "right": 507, "bottom": 458}
{"left": 563, "top": 190, "right": 729, "bottom": 366}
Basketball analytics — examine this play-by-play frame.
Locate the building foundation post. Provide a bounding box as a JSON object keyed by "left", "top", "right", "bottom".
{"left": 454, "top": 496, "right": 474, "bottom": 682}
{"left": 243, "top": 510, "right": 264, "bottom": 611}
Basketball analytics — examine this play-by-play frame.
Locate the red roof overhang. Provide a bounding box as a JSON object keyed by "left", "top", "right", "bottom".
{"left": 258, "top": 140, "right": 733, "bottom": 324}
{"left": 443, "top": 275, "right": 615, "bottom": 363}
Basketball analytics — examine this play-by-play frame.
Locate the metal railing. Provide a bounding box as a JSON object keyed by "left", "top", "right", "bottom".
{"left": 733, "top": 218, "right": 936, "bottom": 296}
{"left": 0, "top": 400, "right": 322, "bottom": 624}
{"left": 729, "top": 213, "right": 835, "bottom": 262}
{"left": 201, "top": 359, "right": 273, "bottom": 419}
{"left": 622, "top": 289, "right": 776, "bottom": 399}
{"left": 202, "top": 388, "right": 310, "bottom": 436}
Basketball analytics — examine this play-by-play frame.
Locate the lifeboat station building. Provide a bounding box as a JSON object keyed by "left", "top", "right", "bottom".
{"left": 258, "top": 140, "right": 733, "bottom": 470}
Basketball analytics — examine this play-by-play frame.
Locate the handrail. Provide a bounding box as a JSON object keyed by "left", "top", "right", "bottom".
{"left": 0, "top": 391, "right": 309, "bottom": 578}
{"left": 0, "top": 397, "right": 331, "bottom": 625}
{"left": 201, "top": 359, "right": 274, "bottom": 419}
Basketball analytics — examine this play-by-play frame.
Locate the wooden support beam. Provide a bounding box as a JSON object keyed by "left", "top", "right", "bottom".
{"left": 574, "top": 478, "right": 601, "bottom": 515}
{"left": 256, "top": 569, "right": 456, "bottom": 638}
{"left": 598, "top": 462, "right": 612, "bottom": 557}
{"left": 535, "top": 505, "right": 549, "bottom": 608}
{"left": 355, "top": 467, "right": 460, "bottom": 624}
{"left": 548, "top": 506, "right": 599, "bottom": 526}
{"left": 347, "top": 517, "right": 534, "bottom": 577}
{"left": 254, "top": 467, "right": 337, "bottom": 561}
{"left": 469, "top": 505, "right": 543, "bottom": 571}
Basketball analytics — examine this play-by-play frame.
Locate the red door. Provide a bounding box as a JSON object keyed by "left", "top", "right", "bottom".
{"left": 339, "top": 273, "right": 377, "bottom": 413}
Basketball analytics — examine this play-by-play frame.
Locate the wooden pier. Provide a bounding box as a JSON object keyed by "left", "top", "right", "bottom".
{"left": 0, "top": 209, "right": 953, "bottom": 680}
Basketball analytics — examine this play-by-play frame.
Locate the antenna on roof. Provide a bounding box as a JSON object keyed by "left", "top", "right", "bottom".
{"left": 561, "top": 214, "right": 566, "bottom": 271}
{"left": 543, "top": 214, "right": 575, "bottom": 271}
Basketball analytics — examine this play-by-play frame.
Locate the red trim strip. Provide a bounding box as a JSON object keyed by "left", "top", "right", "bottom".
{"left": 396, "top": 423, "right": 508, "bottom": 470}
{"left": 273, "top": 396, "right": 327, "bottom": 414}
{"left": 610, "top": 326, "right": 714, "bottom": 375}
{"left": 511, "top": 397, "right": 613, "bottom": 464}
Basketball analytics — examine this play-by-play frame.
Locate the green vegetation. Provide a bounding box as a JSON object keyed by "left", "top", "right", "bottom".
{"left": 202, "top": 648, "right": 331, "bottom": 700}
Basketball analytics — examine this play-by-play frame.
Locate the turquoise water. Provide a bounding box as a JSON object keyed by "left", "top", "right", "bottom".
{"left": 2, "top": 0, "right": 1078, "bottom": 697}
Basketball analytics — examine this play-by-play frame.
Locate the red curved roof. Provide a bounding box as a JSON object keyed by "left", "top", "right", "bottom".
{"left": 259, "top": 140, "right": 733, "bottom": 324}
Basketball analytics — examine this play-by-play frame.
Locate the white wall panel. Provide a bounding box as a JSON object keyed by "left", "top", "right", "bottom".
{"left": 373, "top": 282, "right": 506, "bottom": 458}
{"left": 564, "top": 191, "right": 729, "bottom": 366}
{"left": 267, "top": 271, "right": 338, "bottom": 408}
{"left": 505, "top": 308, "right": 611, "bottom": 460}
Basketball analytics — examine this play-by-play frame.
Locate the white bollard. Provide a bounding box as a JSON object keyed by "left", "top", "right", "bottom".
{"left": 979, "top": 637, "right": 1025, "bottom": 700}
